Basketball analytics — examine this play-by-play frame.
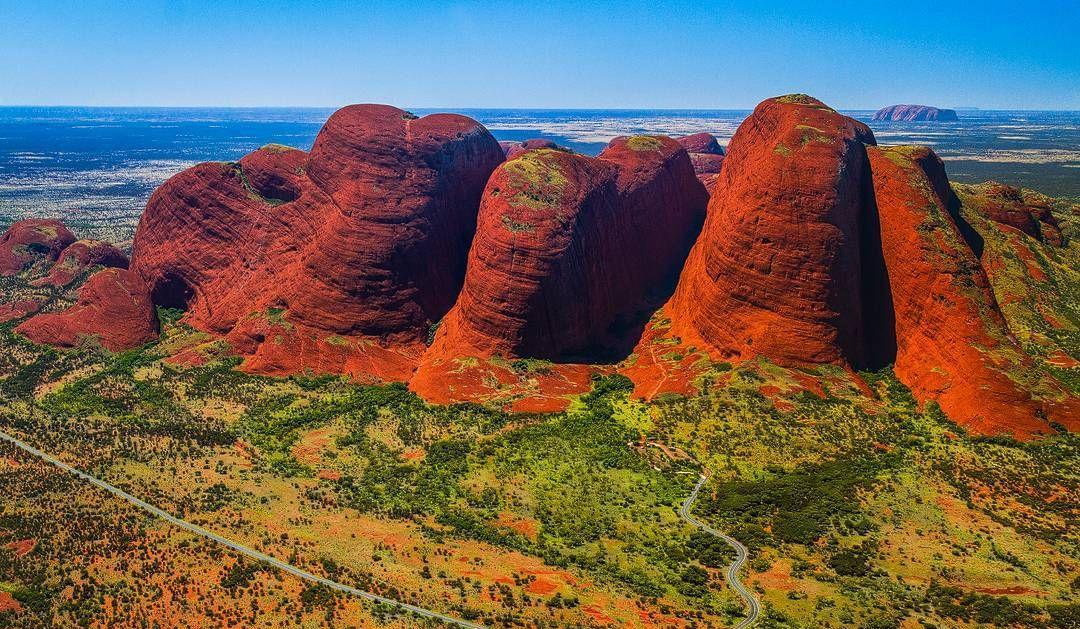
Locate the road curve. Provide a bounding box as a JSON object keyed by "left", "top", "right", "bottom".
{"left": 0, "top": 428, "right": 486, "bottom": 629}
{"left": 679, "top": 474, "right": 761, "bottom": 628}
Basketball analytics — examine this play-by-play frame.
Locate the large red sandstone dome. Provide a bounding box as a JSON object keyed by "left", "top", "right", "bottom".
{"left": 0, "top": 219, "right": 76, "bottom": 276}
{"left": 2, "top": 96, "right": 1074, "bottom": 438}
{"left": 677, "top": 133, "right": 726, "bottom": 191}
{"left": 666, "top": 94, "right": 889, "bottom": 368}
{"left": 416, "top": 136, "right": 706, "bottom": 369}
{"left": 128, "top": 104, "right": 505, "bottom": 379}
{"left": 17, "top": 268, "right": 157, "bottom": 351}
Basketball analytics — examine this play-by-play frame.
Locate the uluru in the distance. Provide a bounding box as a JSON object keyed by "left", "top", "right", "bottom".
{"left": 1, "top": 2, "right": 1078, "bottom": 629}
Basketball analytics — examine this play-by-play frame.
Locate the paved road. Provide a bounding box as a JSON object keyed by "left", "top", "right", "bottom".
{"left": 0, "top": 428, "right": 486, "bottom": 629}
{"left": 679, "top": 474, "right": 761, "bottom": 628}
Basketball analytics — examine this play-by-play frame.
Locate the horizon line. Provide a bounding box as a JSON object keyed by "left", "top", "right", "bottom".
{"left": 2, "top": 103, "right": 1079, "bottom": 113}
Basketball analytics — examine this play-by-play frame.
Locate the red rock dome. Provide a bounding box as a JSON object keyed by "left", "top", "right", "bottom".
{"left": 501, "top": 138, "right": 562, "bottom": 159}
{"left": 413, "top": 137, "right": 707, "bottom": 400}
{"left": 0, "top": 219, "right": 76, "bottom": 276}
{"left": 867, "top": 145, "right": 1073, "bottom": 437}
{"left": 960, "top": 181, "right": 1064, "bottom": 246}
{"left": 677, "top": 133, "right": 725, "bottom": 190}
{"left": 677, "top": 132, "right": 724, "bottom": 155}
{"left": 665, "top": 94, "right": 887, "bottom": 367}
{"left": 34, "top": 239, "right": 128, "bottom": 287}
{"left": 130, "top": 105, "right": 504, "bottom": 378}
{"left": 17, "top": 268, "right": 157, "bottom": 351}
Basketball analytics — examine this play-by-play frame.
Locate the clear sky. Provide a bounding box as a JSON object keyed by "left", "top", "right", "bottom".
{"left": 2, "top": 0, "right": 1077, "bottom": 109}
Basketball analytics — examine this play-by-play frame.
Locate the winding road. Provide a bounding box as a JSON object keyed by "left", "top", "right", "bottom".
{"left": 679, "top": 474, "right": 761, "bottom": 628}
{"left": 0, "top": 428, "right": 486, "bottom": 629}
{"left": 2, "top": 426, "right": 761, "bottom": 628}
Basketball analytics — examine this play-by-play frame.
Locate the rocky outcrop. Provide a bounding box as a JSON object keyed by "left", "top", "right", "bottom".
{"left": 414, "top": 136, "right": 706, "bottom": 399}
{"left": 5, "top": 96, "right": 1072, "bottom": 438}
{"left": 665, "top": 94, "right": 891, "bottom": 368}
{"left": 284, "top": 105, "right": 505, "bottom": 341}
{"left": 500, "top": 139, "right": 562, "bottom": 159}
{"left": 34, "top": 239, "right": 128, "bottom": 287}
{"left": 956, "top": 181, "right": 1064, "bottom": 246}
{"left": 677, "top": 133, "right": 725, "bottom": 190}
{"left": 17, "top": 269, "right": 157, "bottom": 351}
{"left": 677, "top": 133, "right": 724, "bottom": 155}
{"left": 130, "top": 145, "right": 333, "bottom": 332}
{"left": 0, "top": 219, "right": 76, "bottom": 275}
{"left": 130, "top": 105, "right": 504, "bottom": 377}
{"left": 872, "top": 105, "right": 958, "bottom": 122}
{"left": 867, "top": 145, "right": 1073, "bottom": 437}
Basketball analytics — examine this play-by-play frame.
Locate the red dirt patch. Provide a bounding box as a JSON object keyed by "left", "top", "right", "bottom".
{"left": 165, "top": 347, "right": 211, "bottom": 368}
{"left": 7, "top": 539, "right": 36, "bottom": 558}
{"left": 1047, "top": 350, "right": 1079, "bottom": 369}
{"left": 0, "top": 591, "right": 21, "bottom": 613}
{"left": 317, "top": 469, "right": 342, "bottom": 481}
{"left": 0, "top": 299, "right": 41, "bottom": 323}
{"left": 1011, "top": 238, "right": 1047, "bottom": 282}
{"left": 752, "top": 559, "right": 797, "bottom": 592}
{"left": 412, "top": 357, "right": 597, "bottom": 412}
{"left": 526, "top": 577, "right": 559, "bottom": 595}
{"left": 759, "top": 384, "right": 782, "bottom": 398}
{"left": 1038, "top": 304, "right": 1067, "bottom": 330}
{"left": 621, "top": 319, "right": 709, "bottom": 400}
{"left": 495, "top": 512, "right": 540, "bottom": 541}
{"left": 582, "top": 603, "right": 615, "bottom": 625}
{"left": 790, "top": 370, "right": 826, "bottom": 398}
{"left": 974, "top": 585, "right": 1045, "bottom": 596}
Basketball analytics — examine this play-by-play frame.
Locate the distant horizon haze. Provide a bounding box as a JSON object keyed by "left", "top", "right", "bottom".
{"left": 1, "top": 105, "right": 1078, "bottom": 113}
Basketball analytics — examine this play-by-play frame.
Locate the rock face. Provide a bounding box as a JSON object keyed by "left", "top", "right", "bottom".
{"left": 677, "top": 132, "right": 724, "bottom": 155}
{"left": 130, "top": 147, "right": 322, "bottom": 332}
{"left": 665, "top": 94, "right": 892, "bottom": 368}
{"left": 17, "top": 269, "right": 157, "bottom": 351}
{"left": 130, "top": 105, "right": 504, "bottom": 377}
{"left": 867, "top": 145, "right": 1072, "bottom": 436}
{"left": 677, "top": 133, "right": 726, "bottom": 190}
{"left": 501, "top": 139, "right": 561, "bottom": 159}
{"left": 418, "top": 136, "right": 706, "bottom": 378}
{"left": 6, "top": 96, "right": 1072, "bottom": 438}
{"left": 283, "top": 105, "right": 504, "bottom": 340}
{"left": 0, "top": 219, "right": 76, "bottom": 275}
{"left": 35, "top": 239, "right": 128, "bottom": 287}
{"left": 958, "top": 181, "right": 1064, "bottom": 246}
{"left": 872, "top": 105, "right": 958, "bottom": 122}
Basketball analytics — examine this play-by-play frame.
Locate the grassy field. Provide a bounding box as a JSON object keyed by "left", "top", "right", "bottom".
{"left": 0, "top": 320, "right": 1076, "bottom": 628}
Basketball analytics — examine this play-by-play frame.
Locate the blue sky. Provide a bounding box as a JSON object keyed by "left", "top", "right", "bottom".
{"left": 2, "top": 0, "right": 1077, "bottom": 109}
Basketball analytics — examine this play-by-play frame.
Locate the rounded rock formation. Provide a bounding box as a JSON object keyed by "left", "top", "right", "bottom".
{"left": 17, "top": 268, "right": 157, "bottom": 351}
{"left": 665, "top": 94, "right": 889, "bottom": 368}
{"left": 867, "top": 145, "right": 1073, "bottom": 437}
{"left": 281, "top": 105, "right": 505, "bottom": 340}
{"left": 676, "top": 132, "right": 724, "bottom": 155}
{"left": 958, "top": 181, "right": 1064, "bottom": 246}
{"left": 130, "top": 105, "right": 504, "bottom": 378}
{"left": 0, "top": 219, "right": 76, "bottom": 275}
{"left": 414, "top": 136, "right": 707, "bottom": 400}
{"left": 872, "top": 105, "right": 958, "bottom": 122}
{"left": 502, "top": 138, "right": 562, "bottom": 159}
{"left": 35, "top": 239, "right": 128, "bottom": 287}
{"left": 677, "top": 133, "right": 726, "bottom": 191}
